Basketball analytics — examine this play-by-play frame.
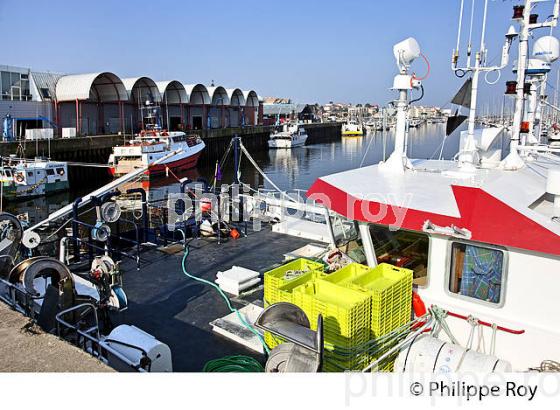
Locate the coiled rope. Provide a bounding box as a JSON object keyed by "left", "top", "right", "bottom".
{"left": 203, "top": 355, "right": 264, "bottom": 372}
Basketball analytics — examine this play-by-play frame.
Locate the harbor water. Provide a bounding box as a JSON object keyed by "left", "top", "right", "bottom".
{"left": 5, "top": 123, "right": 489, "bottom": 225}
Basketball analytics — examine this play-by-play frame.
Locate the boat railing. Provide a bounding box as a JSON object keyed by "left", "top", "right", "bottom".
{"left": 0, "top": 277, "right": 43, "bottom": 320}
{"left": 240, "top": 189, "right": 329, "bottom": 223}
{"left": 70, "top": 219, "right": 142, "bottom": 268}
{"left": 55, "top": 303, "right": 149, "bottom": 372}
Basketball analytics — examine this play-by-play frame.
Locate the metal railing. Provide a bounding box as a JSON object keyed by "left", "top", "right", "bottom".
{"left": 0, "top": 277, "right": 44, "bottom": 319}
{"left": 55, "top": 303, "right": 149, "bottom": 372}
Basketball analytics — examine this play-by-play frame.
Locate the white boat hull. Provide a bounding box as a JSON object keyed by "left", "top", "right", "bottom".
{"left": 268, "top": 134, "right": 308, "bottom": 149}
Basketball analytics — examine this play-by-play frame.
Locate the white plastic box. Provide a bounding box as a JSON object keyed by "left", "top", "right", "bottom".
{"left": 25, "top": 128, "right": 54, "bottom": 140}
{"left": 62, "top": 127, "right": 77, "bottom": 138}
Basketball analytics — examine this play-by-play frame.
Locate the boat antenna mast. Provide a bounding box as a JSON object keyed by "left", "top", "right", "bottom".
{"left": 502, "top": 0, "right": 560, "bottom": 169}
{"left": 380, "top": 37, "right": 423, "bottom": 174}
{"left": 452, "top": 0, "right": 517, "bottom": 170}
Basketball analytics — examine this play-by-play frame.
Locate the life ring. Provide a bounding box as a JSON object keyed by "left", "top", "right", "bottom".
{"left": 14, "top": 173, "right": 24, "bottom": 183}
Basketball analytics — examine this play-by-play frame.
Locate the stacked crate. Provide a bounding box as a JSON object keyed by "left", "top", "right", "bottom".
{"left": 263, "top": 258, "right": 324, "bottom": 348}
{"left": 323, "top": 263, "right": 413, "bottom": 370}
{"left": 262, "top": 260, "right": 413, "bottom": 372}
{"left": 292, "top": 280, "right": 372, "bottom": 371}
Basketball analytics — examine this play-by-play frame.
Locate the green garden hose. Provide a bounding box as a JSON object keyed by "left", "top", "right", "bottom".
{"left": 181, "top": 246, "right": 270, "bottom": 353}
{"left": 203, "top": 355, "right": 264, "bottom": 372}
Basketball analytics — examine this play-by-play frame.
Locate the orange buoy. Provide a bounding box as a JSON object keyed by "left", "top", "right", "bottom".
{"left": 230, "top": 228, "right": 240, "bottom": 239}
{"left": 412, "top": 291, "right": 427, "bottom": 317}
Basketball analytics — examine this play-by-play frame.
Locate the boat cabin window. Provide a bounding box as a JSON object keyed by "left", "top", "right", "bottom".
{"left": 369, "top": 225, "right": 429, "bottom": 285}
{"left": 329, "top": 214, "right": 359, "bottom": 246}
{"left": 172, "top": 135, "right": 186, "bottom": 143}
{"left": 46, "top": 169, "right": 55, "bottom": 176}
{"left": 326, "top": 214, "right": 366, "bottom": 263}
{"left": 448, "top": 242, "right": 504, "bottom": 305}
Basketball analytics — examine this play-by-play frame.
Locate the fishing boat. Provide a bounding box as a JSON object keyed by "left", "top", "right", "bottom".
{"left": 341, "top": 120, "right": 364, "bottom": 136}
{"left": 1, "top": 156, "right": 69, "bottom": 201}
{"left": 267, "top": 123, "right": 308, "bottom": 149}
{"left": 108, "top": 130, "right": 205, "bottom": 177}
{"left": 305, "top": 1, "right": 560, "bottom": 372}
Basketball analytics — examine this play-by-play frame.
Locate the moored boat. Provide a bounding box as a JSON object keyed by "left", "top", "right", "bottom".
{"left": 341, "top": 120, "right": 364, "bottom": 136}
{"left": 108, "top": 130, "right": 205, "bottom": 177}
{"left": 267, "top": 123, "right": 308, "bottom": 149}
{"left": 1, "top": 156, "right": 69, "bottom": 201}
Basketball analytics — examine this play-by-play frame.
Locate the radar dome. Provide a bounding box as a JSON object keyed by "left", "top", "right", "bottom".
{"left": 533, "top": 36, "right": 560, "bottom": 63}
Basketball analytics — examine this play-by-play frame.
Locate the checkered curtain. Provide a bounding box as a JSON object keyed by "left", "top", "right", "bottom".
{"left": 460, "top": 245, "right": 503, "bottom": 303}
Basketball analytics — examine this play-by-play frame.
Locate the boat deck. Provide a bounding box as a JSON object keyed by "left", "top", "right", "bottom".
{"left": 112, "top": 226, "right": 310, "bottom": 371}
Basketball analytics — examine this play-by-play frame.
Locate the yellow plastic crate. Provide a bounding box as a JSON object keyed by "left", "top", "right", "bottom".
{"left": 263, "top": 258, "right": 324, "bottom": 304}
{"left": 263, "top": 262, "right": 412, "bottom": 371}
{"left": 321, "top": 263, "right": 373, "bottom": 286}
{"left": 264, "top": 272, "right": 322, "bottom": 349}
{"left": 349, "top": 263, "right": 413, "bottom": 338}
{"left": 292, "top": 280, "right": 372, "bottom": 371}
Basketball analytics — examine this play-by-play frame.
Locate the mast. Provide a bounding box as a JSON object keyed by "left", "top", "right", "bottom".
{"left": 502, "top": 0, "right": 560, "bottom": 168}
{"left": 380, "top": 37, "right": 422, "bottom": 174}
{"left": 452, "top": 0, "right": 515, "bottom": 169}
{"left": 502, "top": 1, "right": 532, "bottom": 170}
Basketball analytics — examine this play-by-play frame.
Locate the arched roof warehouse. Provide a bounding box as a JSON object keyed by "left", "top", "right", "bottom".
{"left": 207, "top": 86, "right": 230, "bottom": 105}
{"left": 122, "top": 77, "right": 162, "bottom": 104}
{"left": 226, "top": 88, "right": 245, "bottom": 106}
{"left": 55, "top": 72, "right": 128, "bottom": 102}
{"left": 184, "top": 84, "right": 211, "bottom": 105}
{"left": 156, "top": 81, "right": 188, "bottom": 104}
{"left": 243, "top": 90, "right": 259, "bottom": 107}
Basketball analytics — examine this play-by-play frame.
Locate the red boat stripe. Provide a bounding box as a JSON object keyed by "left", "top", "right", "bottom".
{"left": 306, "top": 178, "right": 560, "bottom": 256}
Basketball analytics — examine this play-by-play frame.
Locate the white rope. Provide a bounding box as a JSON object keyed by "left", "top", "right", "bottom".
{"left": 490, "top": 323, "right": 497, "bottom": 356}
{"left": 431, "top": 306, "right": 461, "bottom": 345}
{"left": 476, "top": 322, "right": 486, "bottom": 353}
{"left": 466, "top": 316, "right": 478, "bottom": 349}
{"left": 359, "top": 133, "right": 376, "bottom": 167}
{"left": 239, "top": 142, "right": 298, "bottom": 203}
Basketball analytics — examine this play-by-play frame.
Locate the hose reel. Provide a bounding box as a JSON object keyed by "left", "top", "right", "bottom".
{"left": 255, "top": 302, "right": 323, "bottom": 372}
{"left": 8, "top": 257, "right": 75, "bottom": 309}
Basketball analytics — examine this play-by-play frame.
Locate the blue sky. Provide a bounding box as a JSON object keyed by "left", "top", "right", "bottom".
{"left": 0, "top": 0, "right": 554, "bottom": 106}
